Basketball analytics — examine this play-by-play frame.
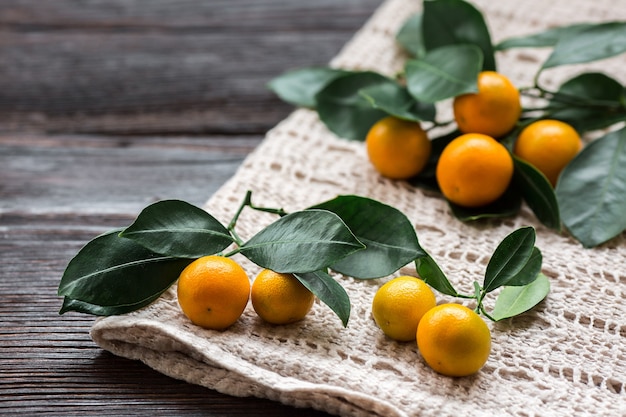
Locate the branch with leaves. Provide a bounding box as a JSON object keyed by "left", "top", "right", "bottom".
{"left": 268, "top": 0, "right": 626, "bottom": 248}
{"left": 58, "top": 192, "right": 549, "bottom": 327}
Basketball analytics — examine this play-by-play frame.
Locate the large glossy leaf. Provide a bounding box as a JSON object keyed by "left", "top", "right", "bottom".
{"left": 513, "top": 157, "right": 561, "bottom": 230}
{"left": 414, "top": 254, "right": 458, "bottom": 297}
{"left": 548, "top": 72, "right": 626, "bottom": 133}
{"left": 239, "top": 209, "right": 364, "bottom": 273}
{"left": 409, "top": 129, "right": 460, "bottom": 190}
{"left": 483, "top": 227, "right": 536, "bottom": 292}
{"left": 359, "top": 81, "right": 436, "bottom": 122}
{"left": 449, "top": 185, "right": 522, "bottom": 222}
{"left": 267, "top": 67, "right": 351, "bottom": 108}
{"left": 405, "top": 44, "right": 482, "bottom": 103}
{"left": 491, "top": 273, "right": 550, "bottom": 321}
{"left": 543, "top": 22, "right": 626, "bottom": 69}
{"left": 58, "top": 230, "right": 192, "bottom": 314}
{"left": 396, "top": 12, "right": 425, "bottom": 58}
{"left": 495, "top": 23, "right": 594, "bottom": 50}
{"left": 60, "top": 293, "right": 163, "bottom": 316}
{"left": 119, "top": 200, "right": 233, "bottom": 258}
{"left": 504, "top": 247, "right": 543, "bottom": 287}
{"left": 556, "top": 128, "right": 626, "bottom": 247}
{"left": 294, "top": 270, "right": 351, "bottom": 327}
{"left": 422, "top": 0, "right": 496, "bottom": 71}
{"left": 316, "top": 72, "right": 390, "bottom": 140}
{"left": 310, "top": 195, "right": 426, "bottom": 279}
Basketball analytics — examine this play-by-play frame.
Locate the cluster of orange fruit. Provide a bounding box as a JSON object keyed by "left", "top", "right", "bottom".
{"left": 366, "top": 71, "right": 582, "bottom": 207}
{"left": 177, "top": 255, "right": 315, "bottom": 329}
{"left": 372, "top": 276, "right": 490, "bottom": 377}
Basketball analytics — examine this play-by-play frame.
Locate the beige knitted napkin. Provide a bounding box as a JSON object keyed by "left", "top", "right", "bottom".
{"left": 91, "top": 0, "right": 626, "bottom": 416}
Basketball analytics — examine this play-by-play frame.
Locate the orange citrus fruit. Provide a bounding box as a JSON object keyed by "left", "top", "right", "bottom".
{"left": 251, "top": 269, "right": 315, "bottom": 325}
{"left": 514, "top": 119, "right": 582, "bottom": 186}
{"left": 436, "top": 133, "right": 514, "bottom": 207}
{"left": 366, "top": 116, "right": 432, "bottom": 180}
{"left": 453, "top": 71, "right": 522, "bottom": 138}
{"left": 177, "top": 255, "right": 250, "bottom": 330}
{"left": 417, "top": 303, "right": 491, "bottom": 377}
{"left": 372, "top": 276, "right": 436, "bottom": 342}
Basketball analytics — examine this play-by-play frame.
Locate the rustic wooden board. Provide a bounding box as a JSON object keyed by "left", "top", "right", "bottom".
{"left": 0, "top": 0, "right": 383, "bottom": 415}
{"left": 0, "top": 0, "right": 382, "bottom": 134}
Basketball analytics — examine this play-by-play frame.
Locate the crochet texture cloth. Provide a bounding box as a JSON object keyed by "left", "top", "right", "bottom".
{"left": 91, "top": 0, "right": 626, "bottom": 416}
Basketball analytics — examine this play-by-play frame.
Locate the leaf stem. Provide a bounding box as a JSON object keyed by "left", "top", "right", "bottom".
{"left": 479, "top": 304, "right": 497, "bottom": 322}
{"left": 227, "top": 190, "right": 252, "bottom": 246}
{"left": 227, "top": 189, "right": 289, "bottom": 249}
{"left": 425, "top": 119, "right": 455, "bottom": 132}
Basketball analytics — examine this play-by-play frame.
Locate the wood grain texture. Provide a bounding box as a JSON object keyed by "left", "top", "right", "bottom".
{"left": 0, "top": 0, "right": 381, "bottom": 134}
{"left": 0, "top": 0, "right": 383, "bottom": 415}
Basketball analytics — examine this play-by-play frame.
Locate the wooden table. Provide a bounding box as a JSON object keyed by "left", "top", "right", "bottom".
{"left": 0, "top": 1, "right": 382, "bottom": 415}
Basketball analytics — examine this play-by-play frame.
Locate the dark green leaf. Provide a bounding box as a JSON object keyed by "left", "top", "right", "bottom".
{"left": 483, "top": 227, "right": 536, "bottom": 292}
{"left": 556, "top": 127, "right": 626, "bottom": 247}
{"left": 556, "top": 72, "right": 625, "bottom": 105}
{"left": 449, "top": 185, "right": 522, "bottom": 222}
{"left": 58, "top": 230, "right": 192, "bottom": 314}
{"left": 239, "top": 210, "right": 364, "bottom": 273}
{"left": 119, "top": 200, "right": 233, "bottom": 258}
{"left": 492, "top": 273, "right": 550, "bottom": 321}
{"left": 359, "top": 81, "right": 436, "bottom": 122}
{"left": 422, "top": 0, "right": 496, "bottom": 71}
{"left": 513, "top": 157, "right": 561, "bottom": 230}
{"left": 495, "top": 23, "right": 594, "bottom": 50}
{"left": 550, "top": 108, "right": 626, "bottom": 134}
{"left": 409, "top": 129, "right": 460, "bottom": 190}
{"left": 415, "top": 254, "right": 458, "bottom": 297}
{"left": 543, "top": 22, "right": 626, "bottom": 69}
{"left": 267, "top": 67, "right": 351, "bottom": 108}
{"left": 310, "top": 195, "right": 426, "bottom": 279}
{"left": 396, "top": 12, "right": 425, "bottom": 58}
{"left": 505, "top": 247, "right": 543, "bottom": 287}
{"left": 316, "top": 72, "right": 390, "bottom": 140}
{"left": 60, "top": 292, "right": 163, "bottom": 316}
{"left": 294, "top": 270, "right": 351, "bottom": 327}
{"left": 405, "top": 44, "right": 482, "bottom": 103}
{"left": 548, "top": 72, "right": 626, "bottom": 133}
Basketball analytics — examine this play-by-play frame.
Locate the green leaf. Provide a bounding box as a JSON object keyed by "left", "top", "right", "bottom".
{"left": 310, "top": 195, "right": 426, "bottom": 279}
{"left": 422, "top": 0, "right": 496, "bottom": 71}
{"left": 294, "top": 270, "right": 351, "bottom": 327}
{"left": 513, "top": 157, "right": 561, "bottom": 230}
{"left": 409, "top": 129, "right": 460, "bottom": 190}
{"left": 505, "top": 247, "right": 543, "bottom": 287}
{"left": 267, "top": 67, "right": 351, "bottom": 108}
{"left": 405, "top": 44, "right": 483, "bottom": 103}
{"left": 556, "top": 127, "right": 626, "bottom": 247}
{"left": 449, "top": 185, "right": 522, "bottom": 222}
{"left": 316, "top": 71, "right": 390, "bottom": 140}
{"left": 119, "top": 200, "right": 233, "bottom": 258}
{"left": 239, "top": 209, "right": 365, "bottom": 273}
{"left": 491, "top": 273, "right": 550, "bottom": 321}
{"left": 548, "top": 72, "right": 626, "bottom": 133}
{"left": 396, "top": 12, "right": 425, "bottom": 58}
{"left": 60, "top": 293, "right": 163, "bottom": 316}
{"left": 415, "top": 254, "right": 458, "bottom": 297}
{"left": 543, "top": 22, "right": 626, "bottom": 69}
{"left": 359, "top": 81, "right": 436, "bottom": 123}
{"left": 495, "top": 23, "right": 594, "bottom": 50}
{"left": 58, "top": 230, "right": 192, "bottom": 315}
{"left": 483, "top": 227, "right": 536, "bottom": 292}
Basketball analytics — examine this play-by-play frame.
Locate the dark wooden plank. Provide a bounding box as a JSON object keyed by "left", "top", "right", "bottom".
{"left": 0, "top": 134, "right": 261, "bottom": 214}
{"left": 0, "top": 0, "right": 382, "bottom": 134}
{"left": 0, "top": 1, "right": 385, "bottom": 414}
